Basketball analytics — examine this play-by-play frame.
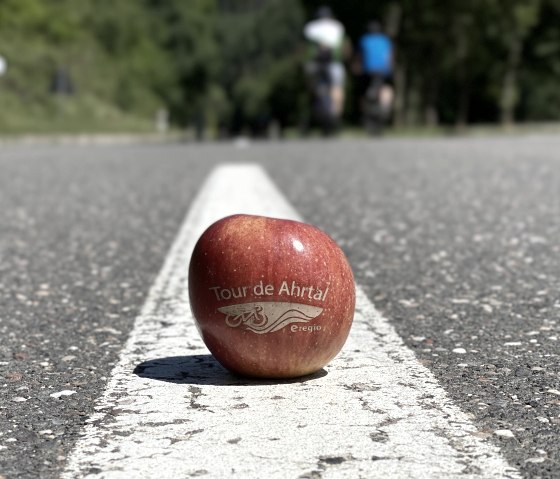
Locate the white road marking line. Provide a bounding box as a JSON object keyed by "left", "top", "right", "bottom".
{"left": 63, "top": 164, "right": 520, "bottom": 479}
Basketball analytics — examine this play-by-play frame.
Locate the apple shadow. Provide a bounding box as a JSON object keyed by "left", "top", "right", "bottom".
{"left": 133, "top": 354, "right": 327, "bottom": 386}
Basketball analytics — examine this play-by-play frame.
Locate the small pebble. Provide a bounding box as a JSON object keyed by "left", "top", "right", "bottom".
{"left": 50, "top": 390, "right": 77, "bottom": 399}
{"left": 6, "top": 372, "right": 23, "bottom": 381}
{"left": 93, "top": 327, "right": 121, "bottom": 335}
{"left": 547, "top": 389, "right": 560, "bottom": 396}
{"left": 451, "top": 298, "right": 470, "bottom": 304}
{"left": 494, "top": 429, "right": 515, "bottom": 438}
{"left": 525, "top": 457, "right": 546, "bottom": 464}
{"left": 12, "top": 397, "right": 27, "bottom": 402}
{"left": 452, "top": 348, "right": 467, "bottom": 354}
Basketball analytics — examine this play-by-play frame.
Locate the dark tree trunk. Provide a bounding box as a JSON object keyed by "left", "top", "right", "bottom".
{"left": 424, "top": 74, "right": 439, "bottom": 126}
{"left": 455, "top": 17, "right": 469, "bottom": 130}
{"left": 393, "top": 62, "right": 407, "bottom": 127}
{"left": 500, "top": 34, "right": 522, "bottom": 127}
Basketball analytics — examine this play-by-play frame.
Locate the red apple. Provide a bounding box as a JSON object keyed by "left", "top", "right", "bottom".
{"left": 188, "top": 214, "right": 355, "bottom": 379}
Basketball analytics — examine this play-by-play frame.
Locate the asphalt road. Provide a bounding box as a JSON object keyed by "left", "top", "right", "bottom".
{"left": 0, "top": 136, "right": 559, "bottom": 478}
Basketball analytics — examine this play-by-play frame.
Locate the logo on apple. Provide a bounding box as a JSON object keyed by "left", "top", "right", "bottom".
{"left": 189, "top": 214, "right": 356, "bottom": 378}
{"left": 217, "top": 301, "right": 324, "bottom": 334}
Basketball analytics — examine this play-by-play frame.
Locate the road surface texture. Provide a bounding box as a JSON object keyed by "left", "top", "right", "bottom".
{"left": 0, "top": 137, "right": 559, "bottom": 478}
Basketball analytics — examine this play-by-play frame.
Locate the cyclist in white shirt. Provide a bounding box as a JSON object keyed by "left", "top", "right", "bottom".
{"left": 303, "top": 6, "right": 350, "bottom": 119}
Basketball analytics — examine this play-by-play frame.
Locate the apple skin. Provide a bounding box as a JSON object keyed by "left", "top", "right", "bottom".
{"left": 188, "top": 214, "right": 355, "bottom": 379}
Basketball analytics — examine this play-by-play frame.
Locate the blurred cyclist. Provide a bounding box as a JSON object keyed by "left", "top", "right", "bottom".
{"left": 357, "top": 21, "right": 394, "bottom": 132}
{"left": 359, "top": 21, "right": 393, "bottom": 80}
{"left": 303, "top": 6, "right": 350, "bottom": 122}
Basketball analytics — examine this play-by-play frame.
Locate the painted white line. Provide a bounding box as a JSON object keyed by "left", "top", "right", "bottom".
{"left": 63, "top": 164, "right": 519, "bottom": 479}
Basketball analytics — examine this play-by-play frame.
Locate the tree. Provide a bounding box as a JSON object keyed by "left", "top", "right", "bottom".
{"left": 490, "top": 0, "right": 542, "bottom": 126}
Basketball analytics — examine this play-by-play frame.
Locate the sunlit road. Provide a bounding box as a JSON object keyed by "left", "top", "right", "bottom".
{"left": 1, "top": 137, "right": 559, "bottom": 478}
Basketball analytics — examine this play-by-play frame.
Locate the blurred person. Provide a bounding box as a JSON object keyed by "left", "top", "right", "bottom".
{"left": 50, "top": 66, "right": 74, "bottom": 96}
{"left": 359, "top": 21, "right": 393, "bottom": 80}
{"left": 356, "top": 21, "right": 394, "bottom": 134}
{"left": 303, "top": 6, "right": 350, "bottom": 133}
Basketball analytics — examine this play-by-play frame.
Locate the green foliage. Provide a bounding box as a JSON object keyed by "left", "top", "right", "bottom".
{"left": 0, "top": 0, "right": 558, "bottom": 134}
{"left": 217, "top": 0, "right": 304, "bottom": 130}
{"left": 0, "top": 0, "right": 174, "bottom": 132}
{"left": 147, "top": 0, "right": 221, "bottom": 122}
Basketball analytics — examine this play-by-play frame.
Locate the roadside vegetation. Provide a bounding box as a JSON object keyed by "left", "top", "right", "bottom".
{"left": 0, "top": 0, "right": 558, "bottom": 136}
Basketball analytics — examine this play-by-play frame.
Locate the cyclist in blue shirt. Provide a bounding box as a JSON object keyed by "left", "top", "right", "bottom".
{"left": 360, "top": 21, "right": 393, "bottom": 79}
{"left": 357, "top": 21, "right": 395, "bottom": 131}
